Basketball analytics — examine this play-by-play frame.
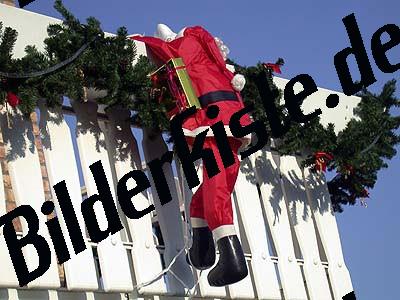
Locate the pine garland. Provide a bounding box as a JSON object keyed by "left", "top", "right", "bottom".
{"left": 0, "top": 1, "right": 398, "bottom": 211}
{"left": 0, "top": 0, "right": 141, "bottom": 114}
{"left": 231, "top": 61, "right": 399, "bottom": 211}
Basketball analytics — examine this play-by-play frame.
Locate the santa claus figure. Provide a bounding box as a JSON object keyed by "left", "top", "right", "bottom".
{"left": 132, "top": 24, "right": 251, "bottom": 286}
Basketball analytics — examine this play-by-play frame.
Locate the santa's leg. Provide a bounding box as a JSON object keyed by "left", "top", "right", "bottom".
{"left": 200, "top": 138, "right": 248, "bottom": 287}
{"left": 187, "top": 183, "right": 216, "bottom": 270}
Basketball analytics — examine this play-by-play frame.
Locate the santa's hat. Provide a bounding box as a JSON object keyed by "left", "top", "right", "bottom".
{"left": 154, "top": 24, "right": 177, "bottom": 42}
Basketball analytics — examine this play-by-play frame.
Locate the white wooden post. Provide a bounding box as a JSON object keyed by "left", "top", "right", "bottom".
{"left": 141, "top": 128, "right": 194, "bottom": 295}
{"left": 232, "top": 156, "right": 282, "bottom": 300}
{"left": 37, "top": 100, "right": 99, "bottom": 291}
{"left": 254, "top": 150, "right": 307, "bottom": 300}
{"left": 279, "top": 155, "right": 332, "bottom": 300}
{"left": 70, "top": 99, "right": 133, "bottom": 292}
{"left": 104, "top": 106, "right": 167, "bottom": 295}
{"left": 303, "top": 168, "right": 353, "bottom": 299}
{"left": 227, "top": 201, "right": 256, "bottom": 299}
{"left": 175, "top": 161, "right": 228, "bottom": 298}
{"left": 0, "top": 108, "right": 60, "bottom": 289}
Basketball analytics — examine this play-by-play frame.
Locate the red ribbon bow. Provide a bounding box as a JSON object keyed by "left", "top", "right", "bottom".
{"left": 263, "top": 63, "right": 282, "bottom": 74}
{"left": 165, "top": 65, "right": 186, "bottom": 110}
{"left": 314, "top": 152, "right": 334, "bottom": 172}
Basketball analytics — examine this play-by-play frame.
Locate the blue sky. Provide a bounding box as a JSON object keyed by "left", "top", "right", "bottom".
{"left": 21, "top": 1, "right": 400, "bottom": 299}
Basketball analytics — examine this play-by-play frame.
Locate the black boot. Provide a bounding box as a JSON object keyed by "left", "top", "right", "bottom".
{"left": 207, "top": 235, "right": 248, "bottom": 287}
{"left": 186, "top": 227, "right": 216, "bottom": 270}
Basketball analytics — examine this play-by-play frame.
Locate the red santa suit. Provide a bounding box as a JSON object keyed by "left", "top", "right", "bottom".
{"left": 132, "top": 26, "right": 251, "bottom": 239}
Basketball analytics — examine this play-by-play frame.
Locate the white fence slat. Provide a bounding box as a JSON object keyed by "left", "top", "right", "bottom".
{"left": 103, "top": 106, "right": 167, "bottom": 295}
{"left": 196, "top": 256, "right": 227, "bottom": 299}
{"left": 0, "top": 289, "right": 131, "bottom": 300}
{"left": 37, "top": 102, "right": 99, "bottom": 291}
{"left": 254, "top": 150, "right": 307, "bottom": 300}
{"left": 303, "top": 168, "right": 353, "bottom": 299}
{"left": 142, "top": 128, "right": 194, "bottom": 295}
{"left": 232, "top": 157, "right": 281, "bottom": 300}
{"left": 279, "top": 156, "right": 332, "bottom": 300}
{"left": 0, "top": 153, "right": 20, "bottom": 288}
{"left": 70, "top": 100, "right": 133, "bottom": 292}
{"left": 0, "top": 108, "right": 60, "bottom": 289}
{"left": 175, "top": 162, "right": 227, "bottom": 299}
{"left": 4, "top": 288, "right": 18, "bottom": 300}
{"left": 0, "top": 236, "right": 19, "bottom": 288}
{"left": 226, "top": 202, "right": 255, "bottom": 299}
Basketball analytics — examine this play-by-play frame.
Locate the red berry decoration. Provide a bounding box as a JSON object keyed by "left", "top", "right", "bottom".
{"left": 314, "top": 152, "right": 334, "bottom": 172}
{"left": 6, "top": 92, "right": 21, "bottom": 107}
{"left": 360, "top": 189, "right": 370, "bottom": 198}
{"left": 263, "top": 62, "right": 282, "bottom": 74}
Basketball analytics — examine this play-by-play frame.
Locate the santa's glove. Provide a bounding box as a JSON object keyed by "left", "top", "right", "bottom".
{"left": 231, "top": 74, "right": 246, "bottom": 92}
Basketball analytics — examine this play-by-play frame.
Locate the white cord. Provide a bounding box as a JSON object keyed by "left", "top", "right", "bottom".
{"left": 130, "top": 160, "right": 203, "bottom": 297}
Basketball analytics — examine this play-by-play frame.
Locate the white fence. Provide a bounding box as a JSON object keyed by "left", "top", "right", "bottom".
{"left": 0, "top": 4, "right": 356, "bottom": 300}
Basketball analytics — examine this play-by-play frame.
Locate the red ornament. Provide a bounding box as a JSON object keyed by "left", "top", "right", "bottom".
{"left": 314, "top": 152, "right": 334, "bottom": 172}
{"left": 151, "top": 74, "right": 159, "bottom": 85}
{"left": 6, "top": 92, "right": 20, "bottom": 107}
{"left": 263, "top": 63, "right": 282, "bottom": 74}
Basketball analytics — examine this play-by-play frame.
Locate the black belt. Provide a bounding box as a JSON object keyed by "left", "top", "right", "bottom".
{"left": 198, "top": 90, "right": 239, "bottom": 107}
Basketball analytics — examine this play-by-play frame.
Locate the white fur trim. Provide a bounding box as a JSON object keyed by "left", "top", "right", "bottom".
{"left": 226, "top": 64, "right": 236, "bottom": 73}
{"left": 212, "top": 225, "right": 236, "bottom": 241}
{"left": 231, "top": 74, "right": 246, "bottom": 92}
{"left": 182, "top": 125, "right": 251, "bottom": 140}
{"left": 191, "top": 218, "right": 208, "bottom": 228}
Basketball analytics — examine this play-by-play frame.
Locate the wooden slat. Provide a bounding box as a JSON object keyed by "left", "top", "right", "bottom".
{"left": 70, "top": 100, "right": 133, "bottom": 292}
{"left": 175, "top": 162, "right": 227, "bottom": 299}
{"left": 231, "top": 157, "right": 281, "bottom": 300}
{"left": 141, "top": 128, "right": 194, "bottom": 295}
{"left": 226, "top": 202, "right": 255, "bottom": 299}
{"left": 0, "top": 289, "right": 133, "bottom": 300}
{"left": 253, "top": 150, "right": 307, "bottom": 300}
{"left": 303, "top": 168, "right": 353, "bottom": 299}
{"left": 102, "top": 106, "right": 167, "bottom": 295}
{"left": 37, "top": 101, "right": 99, "bottom": 291}
{"left": 0, "top": 108, "right": 60, "bottom": 289}
{"left": 279, "top": 156, "right": 332, "bottom": 300}
{"left": 195, "top": 255, "right": 227, "bottom": 299}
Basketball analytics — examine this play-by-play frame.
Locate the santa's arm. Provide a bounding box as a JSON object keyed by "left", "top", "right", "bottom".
{"left": 188, "top": 27, "right": 246, "bottom": 92}
{"left": 186, "top": 27, "right": 233, "bottom": 76}
{"left": 130, "top": 35, "right": 174, "bottom": 64}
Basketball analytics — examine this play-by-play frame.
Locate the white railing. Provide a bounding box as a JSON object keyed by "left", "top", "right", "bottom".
{"left": 0, "top": 97, "right": 353, "bottom": 300}
{"left": 0, "top": 4, "right": 356, "bottom": 300}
